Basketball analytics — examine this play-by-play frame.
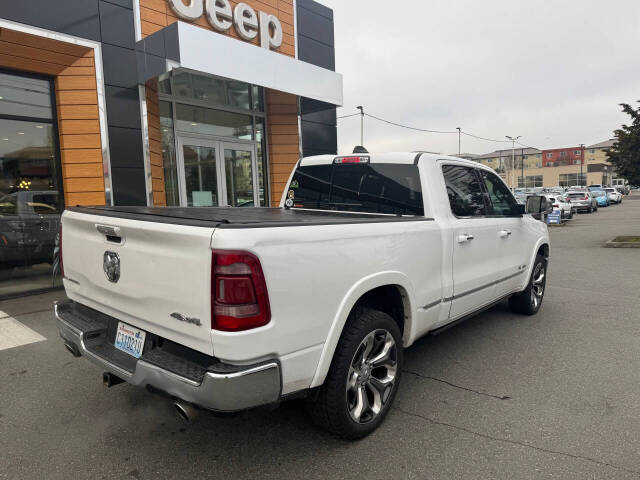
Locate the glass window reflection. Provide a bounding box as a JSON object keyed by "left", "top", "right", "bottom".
{"left": 0, "top": 71, "right": 62, "bottom": 297}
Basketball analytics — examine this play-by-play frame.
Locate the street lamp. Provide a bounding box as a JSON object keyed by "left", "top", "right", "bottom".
{"left": 506, "top": 135, "right": 522, "bottom": 188}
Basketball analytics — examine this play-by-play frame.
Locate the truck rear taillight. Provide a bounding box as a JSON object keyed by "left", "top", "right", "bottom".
{"left": 211, "top": 250, "right": 271, "bottom": 332}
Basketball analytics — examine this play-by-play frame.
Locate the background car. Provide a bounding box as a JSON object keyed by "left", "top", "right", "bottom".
{"left": 0, "top": 191, "right": 61, "bottom": 269}
{"left": 546, "top": 194, "right": 574, "bottom": 220}
{"left": 592, "top": 190, "right": 610, "bottom": 207}
{"left": 566, "top": 190, "right": 598, "bottom": 213}
{"left": 588, "top": 184, "right": 605, "bottom": 192}
{"left": 604, "top": 187, "right": 623, "bottom": 204}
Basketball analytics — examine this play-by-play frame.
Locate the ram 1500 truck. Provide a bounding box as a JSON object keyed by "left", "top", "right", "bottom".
{"left": 55, "top": 152, "right": 549, "bottom": 439}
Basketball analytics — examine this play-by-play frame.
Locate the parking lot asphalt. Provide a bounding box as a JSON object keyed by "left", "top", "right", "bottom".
{"left": 1, "top": 197, "right": 640, "bottom": 480}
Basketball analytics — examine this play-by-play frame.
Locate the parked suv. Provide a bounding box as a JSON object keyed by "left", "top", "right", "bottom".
{"left": 604, "top": 188, "right": 623, "bottom": 204}
{"left": 566, "top": 191, "right": 597, "bottom": 213}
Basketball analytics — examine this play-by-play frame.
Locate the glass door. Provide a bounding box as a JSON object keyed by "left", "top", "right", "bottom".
{"left": 177, "top": 137, "right": 223, "bottom": 207}
{"left": 176, "top": 136, "right": 258, "bottom": 207}
{"left": 223, "top": 142, "right": 258, "bottom": 207}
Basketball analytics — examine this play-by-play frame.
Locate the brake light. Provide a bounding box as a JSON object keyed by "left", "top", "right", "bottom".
{"left": 334, "top": 156, "right": 370, "bottom": 164}
{"left": 58, "top": 223, "right": 64, "bottom": 279}
{"left": 582, "top": 195, "right": 589, "bottom": 200}
{"left": 211, "top": 250, "right": 271, "bottom": 332}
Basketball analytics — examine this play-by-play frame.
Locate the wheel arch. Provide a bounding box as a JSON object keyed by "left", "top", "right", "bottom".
{"left": 520, "top": 239, "right": 549, "bottom": 289}
{"left": 309, "top": 272, "right": 414, "bottom": 389}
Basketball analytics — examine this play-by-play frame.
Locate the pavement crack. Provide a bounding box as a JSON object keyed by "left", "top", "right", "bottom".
{"left": 395, "top": 406, "right": 640, "bottom": 475}
{"left": 403, "top": 369, "right": 510, "bottom": 400}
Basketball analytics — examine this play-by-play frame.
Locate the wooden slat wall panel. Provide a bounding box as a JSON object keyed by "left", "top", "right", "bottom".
{"left": 266, "top": 89, "right": 300, "bottom": 206}
{"left": 56, "top": 52, "right": 105, "bottom": 204}
{"left": 146, "top": 80, "right": 167, "bottom": 206}
{"left": 140, "top": 0, "right": 296, "bottom": 57}
{"left": 0, "top": 28, "right": 105, "bottom": 206}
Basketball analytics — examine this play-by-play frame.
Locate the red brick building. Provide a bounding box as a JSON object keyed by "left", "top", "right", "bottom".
{"left": 542, "top": 146, "right": 585, "bottom": 167}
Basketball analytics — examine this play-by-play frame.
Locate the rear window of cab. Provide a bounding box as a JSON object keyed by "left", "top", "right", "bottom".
{"left": 288, "top": 163, "right": 424, "bottom": 216}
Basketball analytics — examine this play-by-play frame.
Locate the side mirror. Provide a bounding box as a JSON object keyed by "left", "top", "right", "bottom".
{"left": 526, "top": 195, "right": 547, "bottom": 220}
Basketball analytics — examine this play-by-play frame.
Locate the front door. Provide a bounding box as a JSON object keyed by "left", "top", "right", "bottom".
{"left": 176, "top": 137, "right": 258, "bottom": 207}
{"left": 477, "top": 168, "right": 529, "bottom": 296}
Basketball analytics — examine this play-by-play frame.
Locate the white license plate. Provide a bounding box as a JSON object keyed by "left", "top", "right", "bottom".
{"left": 114, "top": 322, "right": 146, "bottom": 359}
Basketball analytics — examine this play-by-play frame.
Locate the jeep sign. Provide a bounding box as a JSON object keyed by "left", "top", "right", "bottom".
{"left": 168, "top": 0, "right": 283, "bottom": 51}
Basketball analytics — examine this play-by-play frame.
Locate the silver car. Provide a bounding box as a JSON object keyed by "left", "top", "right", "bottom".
{"left": 566, "top": 191, "right": 598, "bottom": 213}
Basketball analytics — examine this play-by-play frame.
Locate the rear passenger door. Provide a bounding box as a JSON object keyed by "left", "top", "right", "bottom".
{"left": 442, "top": 165, "right": 502, "bottom": 319}
{"left": 478, "top": 169, "right": 529, "bottom": 297}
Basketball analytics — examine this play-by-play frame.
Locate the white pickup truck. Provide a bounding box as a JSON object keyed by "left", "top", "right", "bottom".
{"left": 55, "top": 152, "right": 549, "bottom": 439}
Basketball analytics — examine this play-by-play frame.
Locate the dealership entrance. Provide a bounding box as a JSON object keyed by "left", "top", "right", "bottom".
{"left": 156, "top": 71, "right": 269, "bottom": 208}
{"left": 176, "top": 137, "right": 258, "bottom": 207}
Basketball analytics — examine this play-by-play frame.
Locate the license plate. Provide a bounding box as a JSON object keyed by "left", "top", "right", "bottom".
{"left": 114, "top": 322, "right": 146, "bottom": 359}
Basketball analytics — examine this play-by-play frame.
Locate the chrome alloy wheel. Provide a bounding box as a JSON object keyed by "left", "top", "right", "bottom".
{"left": 531, "top": 262, "right": 546, "bottom": 310}
{"left": 346, "top": 329, "right": 398, "bottom": 424}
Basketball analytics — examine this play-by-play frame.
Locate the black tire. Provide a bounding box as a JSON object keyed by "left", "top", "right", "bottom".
{"left": 509, "top": 255, "right": 547, "bottom": 315}
{"left": 588, "top": 206, "right": 593, "bottom": 214}
{"left": 306, "top": 308, "right": 403, "bottom": 440}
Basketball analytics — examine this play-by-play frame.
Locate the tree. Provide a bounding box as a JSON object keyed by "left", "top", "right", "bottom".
{"left": 607, "top": 101, "right": 640, "bottom": 185}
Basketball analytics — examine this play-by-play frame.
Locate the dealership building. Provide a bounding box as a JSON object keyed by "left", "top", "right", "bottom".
{"left": 0, "top": 0, "right": 342, "bottom": 297}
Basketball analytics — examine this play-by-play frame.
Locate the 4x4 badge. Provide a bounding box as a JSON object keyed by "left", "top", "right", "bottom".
{"left": 170, "top": 312, "right": 202, "bottom": 327}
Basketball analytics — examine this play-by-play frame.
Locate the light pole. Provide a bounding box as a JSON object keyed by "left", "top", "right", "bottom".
{"left": 579, "top": 143, "right": 585, "bottom": 186}
{"left": 506, "top": 135, "right": 522, "bottom": 188}
{"left": 357, "top": 106, "right": 364, "bottom": 146}
{"left": 456, "top": 127, "right": 461, "bottom": 156}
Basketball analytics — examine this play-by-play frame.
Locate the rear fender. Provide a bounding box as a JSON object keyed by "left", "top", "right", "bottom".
{"left": 309, "top": 271, "right": 414, "bottom": 388}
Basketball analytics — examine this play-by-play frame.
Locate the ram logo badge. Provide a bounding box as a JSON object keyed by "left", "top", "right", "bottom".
{"left": 103, "top": 251, "right": 120, "bottom": 283}
{"left": 170, "top": 312, "right": 202, "bottom": 327}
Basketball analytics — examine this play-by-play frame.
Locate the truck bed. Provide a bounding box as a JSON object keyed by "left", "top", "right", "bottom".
{"left": 68, "top": 206, "right": 432, "bottom": 228}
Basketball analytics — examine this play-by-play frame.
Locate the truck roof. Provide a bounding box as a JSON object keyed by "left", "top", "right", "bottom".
{"left": 300, "top": 152, "right": 481, "bottom": 167}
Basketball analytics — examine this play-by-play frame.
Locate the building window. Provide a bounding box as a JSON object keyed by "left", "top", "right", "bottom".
{"left": 546, "top": 153, "right": 553, "bottom": 159}
{"left": 559, "top": 173, "right": 587, "bottom": 187}
{"left": 547, "top": 162, "right": 555, "bottom": 167}
{"left": 590, "top": 149, "right": 595, "bottom": 154}
{"left": 559, "top": 151, "right": 567, "bottom": 157}
{"left": 0, "top": 70, "right": 63, "bottom": 296}
{"left": 158, "top": 71, "right": 269, "bottom": 207}
{"left": 517, "top": 175, "right": 543, "bottom": 188}
{"left": 574, "top": 150, "right": 581, "bottom": 156}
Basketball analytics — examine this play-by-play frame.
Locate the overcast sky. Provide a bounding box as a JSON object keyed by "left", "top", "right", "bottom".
{"left": 320, "top": 0, "right": 640, "bottom": 155}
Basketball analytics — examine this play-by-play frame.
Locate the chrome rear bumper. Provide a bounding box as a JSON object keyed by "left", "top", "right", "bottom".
{"left": 54, "top": 300, "right": 281, "bottom": 412}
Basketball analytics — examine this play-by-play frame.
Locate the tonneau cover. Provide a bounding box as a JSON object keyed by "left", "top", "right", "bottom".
{"left": 67, "top": 206, "right": 429, "bottom": 228}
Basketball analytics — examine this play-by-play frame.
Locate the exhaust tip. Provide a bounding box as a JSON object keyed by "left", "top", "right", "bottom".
{"left": 64, "top": 341, "right": 81, "bottom": 357}
{"left": 174, "top": 401, "right": 198, "bottom": 422}
{"left": 103, "top": 372, "right": 125, "bottom": 388}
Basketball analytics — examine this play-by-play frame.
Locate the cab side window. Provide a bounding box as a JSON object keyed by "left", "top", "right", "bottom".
{"left": 479, "top": 170, "right": 518, "bottom": 216}
{"left": 442, "top": 165, "right": 486, "bottom": 217}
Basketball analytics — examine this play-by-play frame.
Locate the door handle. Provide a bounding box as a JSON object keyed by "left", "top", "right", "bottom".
{"left": 499, "top": 230, "right": 512, "bottom": 238}
{"left": 457, "top": 234, "right": 475, "bottom": 243}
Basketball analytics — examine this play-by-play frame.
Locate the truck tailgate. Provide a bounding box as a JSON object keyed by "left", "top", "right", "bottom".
{"left": 61, "top": 210, "right": 216, "bottom": 356}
